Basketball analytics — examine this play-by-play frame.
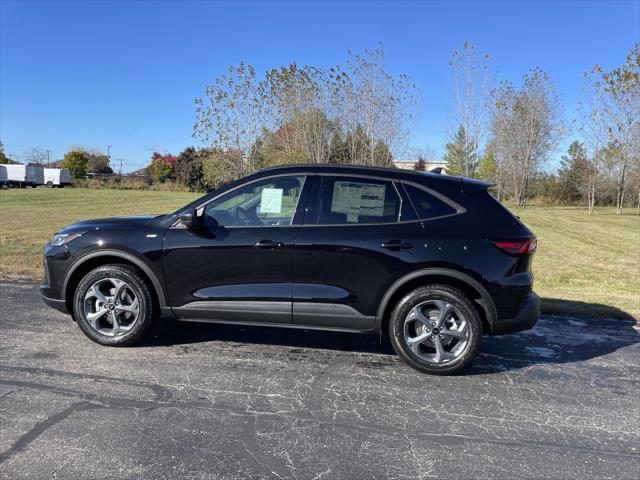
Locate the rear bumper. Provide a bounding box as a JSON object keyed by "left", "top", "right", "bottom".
{"left": 490, "top": 292, "right": 539, "bottom": 335}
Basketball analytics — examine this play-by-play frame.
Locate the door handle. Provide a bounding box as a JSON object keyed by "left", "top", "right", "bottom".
{"left": 254, "top": 240, "right": 284, "bottom": 249}
{"left": 381, "top": 240, "right": 414, "bottom": 250}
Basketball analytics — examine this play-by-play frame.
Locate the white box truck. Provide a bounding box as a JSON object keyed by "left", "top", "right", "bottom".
{"left": 0, "top": 164, "right": 45, "bottom": 187}
{"left": 43, "top": 168, "right": 72, "bottom": 188}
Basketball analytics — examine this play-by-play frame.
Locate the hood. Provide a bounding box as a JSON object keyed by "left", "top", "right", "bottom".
{"left": 59, "top": 214, "right": 164, "bottom": 233}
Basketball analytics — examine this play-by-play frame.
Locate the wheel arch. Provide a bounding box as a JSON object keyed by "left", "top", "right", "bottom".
{"left": 376, "top": 268, "right": 497, "bottom": 335}
{"left": 63, "top": 250, "right": 167, "bottom": 313}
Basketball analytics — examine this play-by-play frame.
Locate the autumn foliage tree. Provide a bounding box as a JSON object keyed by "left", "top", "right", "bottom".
{"left": 193, "top": 46, "right": 417, "bottom": 186}
{"left": 490, "top": 68, "right": 564, "bottom": 205}
{"left": 148, "top": 152, "right": 176, "bottom": 183}
{"left": 63, "top": 149, "right": 89, "bottom": 178}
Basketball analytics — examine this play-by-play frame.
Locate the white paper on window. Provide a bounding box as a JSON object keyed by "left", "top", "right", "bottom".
{"left": 260, "top": 188, "right": 283, "bottom": 214}
{"left": 331, "top": 181, "right": 386, "bottom": 221}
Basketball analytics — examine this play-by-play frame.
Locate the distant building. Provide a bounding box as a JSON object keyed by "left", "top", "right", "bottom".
{"left": 393, "top": 159, "right": 448, "bottom": 174}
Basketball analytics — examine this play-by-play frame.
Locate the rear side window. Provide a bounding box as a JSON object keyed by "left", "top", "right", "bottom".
{"left": 316, "top": 176, "right": 401, "bottom": 225}
{"left": 465, "top": 188, "right": 523, "bottom": 226}
{"left": 404, "top": 184, "right": 457, "bottom": 219}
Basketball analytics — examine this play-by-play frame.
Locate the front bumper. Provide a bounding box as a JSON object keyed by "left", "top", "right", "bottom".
{"left": 490, "top": 292, "right": 540, "bottom": 335}
{"left": 40, "top": 289, "right": 69, "bottom": 314}
{"left": 40, "top": 243, "right": 76, "bottom": 315}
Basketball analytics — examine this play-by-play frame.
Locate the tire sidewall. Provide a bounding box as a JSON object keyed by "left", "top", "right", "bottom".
{"left": 73, "top": 265, "right": 153, "bottom": 346}
{"left": 389, "top": 286, "right": 482, "bottom": 375}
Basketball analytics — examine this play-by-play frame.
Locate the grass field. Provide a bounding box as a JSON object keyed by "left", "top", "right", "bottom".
{"left": 1, "top": 188, "right": 638, "bottom": 319}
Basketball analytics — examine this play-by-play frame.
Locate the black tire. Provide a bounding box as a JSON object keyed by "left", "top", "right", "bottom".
{"left": 46, "top": 181, "right": 54, "bottom": 188}
{"left": 388, "top": 284, "right": 482, "bottom": 375}
{"left": 72, "top": 264, "right": 158, "bottom": 346}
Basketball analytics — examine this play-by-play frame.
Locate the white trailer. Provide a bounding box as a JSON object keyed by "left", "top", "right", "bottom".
{"left": 0, "top": 165, "right": 7, "bottom": 187}
{"left": 26, "top": 165, "right": 44, "bottom": 187}
{"left": 0, "top": 164, "right": 45, "bottom": 187}
{"left": 1, "top": 164, "right": 25, "bottom": 186}
{"left": 43, "top": 168, "right": 72, "bottom": 188}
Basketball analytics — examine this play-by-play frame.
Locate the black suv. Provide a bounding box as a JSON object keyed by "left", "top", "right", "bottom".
{"left": 41, "top": 165, "right": 539, "bottom": 374}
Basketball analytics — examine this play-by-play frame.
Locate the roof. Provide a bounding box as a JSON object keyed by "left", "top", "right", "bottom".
{"left": 251, "top": 163, "right": 490, "bottom": 188}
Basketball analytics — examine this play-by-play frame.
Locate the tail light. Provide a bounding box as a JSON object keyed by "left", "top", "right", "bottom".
{"left": 491, "top": 237, "right": 537, "bottom": 256}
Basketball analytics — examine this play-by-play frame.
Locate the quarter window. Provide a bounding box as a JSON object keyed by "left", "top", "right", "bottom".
{"left": 204, "top": 176, "right": 306, "bottom": 227}
{"left": 315, "top": 177, "right": 401, "bottom": 225}
{"left": 404, "top": 184, "right": 457, "bottom": 219}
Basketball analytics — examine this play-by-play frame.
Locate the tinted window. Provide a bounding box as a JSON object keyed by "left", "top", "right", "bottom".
{"left": 316, "top": 177, "right": 401, "bottom": 225}
{"left": 404, "top": 184, "right": 457, "bottom": 219}
{"left": 204, "top": 175, "right": 305, "bottom": 227}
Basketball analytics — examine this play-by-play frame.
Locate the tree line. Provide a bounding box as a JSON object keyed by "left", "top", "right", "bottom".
{"left": 190, "top": 42, "right": 639, "bottom": 213}
{"left": 441, "top": 43, "right": 639, "bottom": 213}
{"left": 113, "top": 46, "right": 417, "bottom": 192}
{"left": 9, "top": 43, "right": 637, "bottom": 213}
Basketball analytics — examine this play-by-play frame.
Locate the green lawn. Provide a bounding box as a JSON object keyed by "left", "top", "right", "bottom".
{"left": 510, "top": 205, "right": 639, "bottom": 320}
{"left": 1, "top": 188, "right": 638, "bottom": 319}
{"left": 0, "top": 188, "right": 198, "bottom": 279}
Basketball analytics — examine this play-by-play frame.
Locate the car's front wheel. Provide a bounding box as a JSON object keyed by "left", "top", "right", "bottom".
{"left": 72, "top": 264, "right": 157, "bottom": 346}
{"left": 388, "top": 285, "right": 482, "bottom": 375}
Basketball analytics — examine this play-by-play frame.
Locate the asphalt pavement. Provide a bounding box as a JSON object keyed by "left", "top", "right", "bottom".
{"left": 1, "top": 281, "right": 639, "bottom": 479}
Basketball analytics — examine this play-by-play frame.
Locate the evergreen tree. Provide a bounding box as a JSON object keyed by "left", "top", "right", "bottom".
{"left": 557, "top": 141, "right": 587, "bottom": 205}
{"left": 328, "top": 131, "right": 349, "bottom": 164}
{"left": 413, "top": 157, "right": 427, "bottom": 171}
{"left": 373, "top": 139, "right": 393, "bottom": 166}
{"left": 444, "top": 125, "right": 478, "bottom": 177}
{"left": 477, "top": 145, "right": 497, "bottom": 182}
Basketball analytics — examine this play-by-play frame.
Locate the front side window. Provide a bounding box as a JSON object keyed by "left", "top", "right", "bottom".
{"left": 315, "top": 176, "right": 401, "bottom": 225}
{"left": 204, "top": 175, "right": 305, "bottom": 227}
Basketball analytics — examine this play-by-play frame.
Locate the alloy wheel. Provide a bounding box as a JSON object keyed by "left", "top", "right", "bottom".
{"left": 83, "top": 278, "right": 140, "bottom": 337}
{"left": 403, "top": 300, "right": 470, "bottom": 364}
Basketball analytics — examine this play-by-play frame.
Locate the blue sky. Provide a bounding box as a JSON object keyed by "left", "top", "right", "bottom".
{"left": 1, "top": 0, "right": 638, "bottom": 171}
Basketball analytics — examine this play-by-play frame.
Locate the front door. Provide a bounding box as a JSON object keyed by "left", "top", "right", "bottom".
{"left": 292, "top": 175, "right": 426, "bottom": 330}
{"left": 163, "top": 174, "right": 309, "bottom": 323}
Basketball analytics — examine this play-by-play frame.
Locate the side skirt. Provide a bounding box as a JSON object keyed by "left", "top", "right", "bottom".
{"left": 174, "top": 317, "right": 375, "bottom": 334}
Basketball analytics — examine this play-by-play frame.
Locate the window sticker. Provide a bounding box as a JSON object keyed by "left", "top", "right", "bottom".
{"left": 331, "top": 181, "right": 386, "bottom": 222}
{"left": 259, "top": 188, "right": 283, "bottom": 214}
{"left": 359, "top": 184, "right": 386, "bottom": 217}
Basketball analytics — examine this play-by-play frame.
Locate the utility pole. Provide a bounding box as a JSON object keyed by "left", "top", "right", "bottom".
{"left": 107, "top": 145, "right": 116, "bottom": 177}
{"left": 46, "top": 149, "right": 51, "bottom": 166}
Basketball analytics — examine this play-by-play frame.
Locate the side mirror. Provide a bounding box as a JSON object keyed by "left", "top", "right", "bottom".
{"left": 179, "top": 211, "right": 198, "bottom": 230}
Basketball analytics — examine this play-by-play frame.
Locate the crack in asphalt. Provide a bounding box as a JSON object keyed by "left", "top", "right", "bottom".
{"left": 2, "top": 282, "right": 639, "bottom": 478}
{"left": 0, "top": 401, "right": 101, "bottom": 464}
{"left": 1, "top": 365, "right": 639, "bottom": 470}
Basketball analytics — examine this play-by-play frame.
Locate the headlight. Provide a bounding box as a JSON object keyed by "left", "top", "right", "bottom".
{"left": 49, "top": 232, "right": 84, "bottom": 247}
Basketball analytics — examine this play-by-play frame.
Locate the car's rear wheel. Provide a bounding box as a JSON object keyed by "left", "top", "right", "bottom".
{"left": 72, "top": 264, "right": 157, "bottom": 346}
{"left": 388, "top": 285, "right": 482, "bottom": 375}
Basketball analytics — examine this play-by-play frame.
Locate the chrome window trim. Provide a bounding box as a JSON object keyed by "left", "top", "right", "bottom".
{"left": 401, "top": 180, "right": 466, "bottom": 222}
{"left": 171, "top": 171, "right": 466, "bottom": 229}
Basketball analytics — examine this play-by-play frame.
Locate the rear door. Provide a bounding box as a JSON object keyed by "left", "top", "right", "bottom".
{"left": 292, "top": 175, "right": 426, "bottom": 330}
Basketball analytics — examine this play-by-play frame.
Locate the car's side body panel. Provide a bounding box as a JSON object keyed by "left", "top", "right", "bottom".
{"left": 292, "top": 220, "right": 427, "bottom": 329}
{"left": 40, "top": 164, "right": 539, "bottom": 338}
{"left": 163, "top": 225, "right": 299, "bottom": 323}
